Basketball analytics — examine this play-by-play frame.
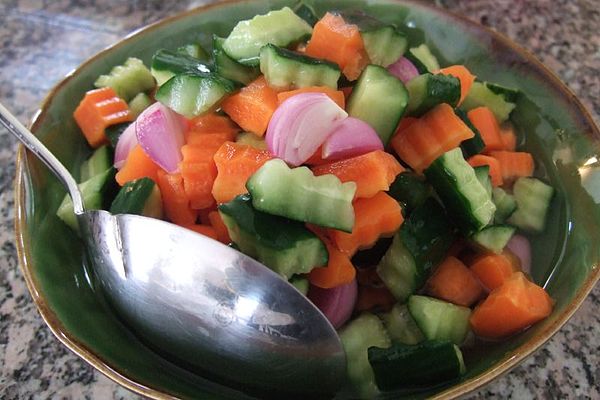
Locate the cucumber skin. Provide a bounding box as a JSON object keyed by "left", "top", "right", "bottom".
{"left": 387, "top": 172, "right": 432, "bottom": 214}
{"left": 406, "top": 73, "right": 461, "bottom": 117}
{"left": 368, "top": 340, "right": 465, "bottom": 390}
{"left": 471, "top": 224, "right": 516, "bottom": 254}
{"left": 213, "top": 36, "right": 260, "bottom": 85}
{"left": 456, "top": 108, "right": 486, "bottom": 157}
{"left": 110, "top": 177, "right": 160, "bottom": 217}
{"left": 493, "top": 187, "right": 517, "bottom": 223}
{"left": 80, "top": 145, "right": 112, "bottom": 182}
{"left": 408, "top": 295, "right": 471, "bottom": 345}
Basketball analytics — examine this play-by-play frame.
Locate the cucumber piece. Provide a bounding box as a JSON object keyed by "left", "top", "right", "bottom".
{"left": 493, "top": 187, "right": 517, "bottom": 223}
{"left": 235, "top": 132, "right": 268, "bottom": 150}
{"left": 473, "top": 165, "right": 493, "bottom": 197}
{"left": 155, "top": 73, "right": 236, "bottom": 118}
{"left": 150, "top": 49, "right": 212, "bottom": 86}
{"left": 246, "top": 159, "right": 356, "bottom": 232}
{"left": 293, "top": 1, "right": 318, "bottom": 26}
{"left": 177, "top": 43, "right": 209, "bottom": 60}
{"left": 361, "top": 26, "right": 408, "bottom": 67}
{"left": 507, "top": 177, "right": 554, "bottom": 233}
{"left": 222, "top": 7, "right": 312, "bottom": 66}
{"left": 94, "top": 57, "right": 155, "bottom": 101}
{"left": 406, "top": 73, "right": 461, "bottom": 117}
{"left": 339, "top": 313, "right": 391, "bottom": 399}
{"left": 213, "top": 36, "right": 260, "bottom": 85}
{"left": 486, "top": 82, "right": 520, "bottom": 103}
{"left": 105, "top": 122, "right": 130, "bottom": 148}
{"left": 80, "top": 145, "right": 112, "bottom": 182}
{"left": 408, "top": 295, "right": 471, "bottom": 345}
{"left": 387, "top": 172, "right": 432, "bottom": 214}
{"left": 289, "top": 275, "right": 309, "bottom": 295}
{"left": 460, "top": 81, "right": 516, "bottom": 123}
{"left": 218, "top": 194, "right": 328, "bottom": 279}
{"left": 383, "top": 303, "right": 425, "bottom": 345}
{"left": 56, "top": 168, "right": 116, "bottom": 232}
{"left": 109, "top": 177, "right": 163, "bottom": 219}
{"left": 425, "top": 148, "right": 496, "bottom": 234}
{"left": 259, "top": 44, "right": 340, "bottom": 90}
{"left": 368, "top": 340, "right": 465, "bottom": 390}
{"left": 471, "top": 224, "right": 516, "bottom": 254}
{"left": 405, "top": 44, "right": 440, "bottom": 73}
{"left": 347, "top": 65, "right": 408, "bottom": 145}
{"left": 128, "top": 92, "right": 152, "bottom": 118}
{"left": 456, "top": 108, "right": 485, "bottom": 157}
{"left": 376, "top": 232, "right": 419, "bottom": 302}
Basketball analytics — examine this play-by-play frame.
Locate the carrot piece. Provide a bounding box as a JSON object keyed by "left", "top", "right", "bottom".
{"left": 73, "top": 87, "right": 133, "bottom": 148}
{"left": 489, "top": 151, "right": 535, "bottom": 182}
{"left": 395, "top": 117, "right": 418, "bottom": 133}
{"left": 308, "top": 229, "right": 356, "bottom": 289}
{"left": 277, "top": 86, "right": 345, "bottom": 109}
{"left": 467, "top": 107, "right": 504, "bottom": 152}
{"left": 115, "top": 145, "right": 161, "bottom": 186}
{"left": 220, "top": 76, "right": 279, "bottom": 137}
{"left": 438, "top": 65, "right": 476, "bottom": 106}
{"left": 500, "top": 122, "right": 517, "bottom": 151}
{"left": 305, "top": 13, "right": 369, "bottom": 81}
{"left": 179, "top": 145, "right": 218, "bottom": 210}
{"left": 467, "top": 154, "right": 504, "bottom": 187}
{"left": 182, "top": 224, "right": 219, "bottom": 240}
{"left": 390, "top": 104, "right": 474, "bottom": 173}
{"left": 186, "top": 131, "right": 235, "bottom": 147}
{"left": 212, "top": 142, "right": 273, "bottom": 204}
{"left": 208, "top": 210, "right": 231, "bottom": 244}
{"left": 188, "top": 113, "right": 240, "bottom": 135}
{"left": 425, "top": 256, "right": 484, "bottom": 307}
{"left": 470, "top": 272, "right": 553, "bottom": 338}
{"left": 329, "top": 192, "right": 404, "bottom": 257}
{"left": 340, "top": 86, "right": 353, "bottom": 101}
{"left": 469, "top": 251, "right": 520, "bottom": 291}
{"left": 312, "top": 150, "right": 404, "bottom": 198}
{"left": 156, "top": 170, "right": 197, "bottom": 225}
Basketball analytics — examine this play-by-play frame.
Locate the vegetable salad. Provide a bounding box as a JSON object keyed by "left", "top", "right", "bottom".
{"left": 67, "top": 2, "right": 555, "bottom": 397}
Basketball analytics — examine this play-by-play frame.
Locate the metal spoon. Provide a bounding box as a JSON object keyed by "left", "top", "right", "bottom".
{"left": 0, "top": 103, "right": 346, "bottom": 396}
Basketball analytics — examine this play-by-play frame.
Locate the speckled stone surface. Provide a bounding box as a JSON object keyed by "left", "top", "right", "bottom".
{"left": 0, "top": 0, "right": 598, "bottom": 399}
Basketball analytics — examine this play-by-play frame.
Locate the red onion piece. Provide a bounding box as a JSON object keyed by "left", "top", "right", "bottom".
{"left": 114, "top": 122, "right": 137, "bottom": 170}
{"left": 136, "top": 102, "right": 186, "bottom": 173}
{"left": 387, "top": 56, "right": 419, "bottom": 84}
{"left": 506, "top": 234, "right": 532, "bottom": 274}
{"left": 266, "top": 93, "right": 348, "bottom": 166}
{"left": 307, "top": 279, "right": 357, "bottom": 329}
{"left": 321, "top": 117, "right": 383, "bottom": 161}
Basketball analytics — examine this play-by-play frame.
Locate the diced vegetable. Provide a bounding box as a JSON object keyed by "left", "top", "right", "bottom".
{"left": 387, "top": 56, "right": 419, "bottom": 84}
{"left": 405, "top": 73, "right": 461, "bottom": 116}
{"left": 376, "top": 232, "right": 419, "bottom": 301}
{"left": 213, "top": 36, "right": 260, "bottom": 85}
{"left": 321, "top": 117, "right": 383, "bottom": 161}
{"left": 455, "top": 108, "right": 486, "bottom": 158}
{"left": 425, "top": 256, "right": 484, "bottom": 307}
{"left": 94, "top": 57, "right": 155, "bottom": 101}
{"left": 489, "top": 150, "right": 535, "bottom": 182}
{"left": 507, "top": 177, "right": 554, "bottom": 232}
{"left": 183, "top": 224, "right": 219, "bottom": 240}
{"left": 468, "top": 154, "right": 504, "bottom": 187}
{"left": 179, "top": 143, "right": 218, "bottom": 210}
{"left": 150, "top": 49, "right": 212, "bottom": 86}
{"left": 382, "top": 303, "right": 425, "bottom": 345}
{"left": 156, "top": 170, "right": 197, "bottom": 225}
{"left": 492, "top": 187, "right": 518, "bottom": 223}
{"left": 109, "top": 177, "right": 163, "bottom": 219}
{"left": 308, "top": 227, "right": 356, "bottom": 289}
{"left": 128, "top": 92, "right": 152, "bottom": 118}
{"left": 467, "top": 106, "right": 504, "bottom": 152}
{"left": 235, "top": 132, "right": 268, "bottom": 150}
{"left": 471, "top": 224, "right": 516, "bottom": 254}
{"left": 207, "top": 210, "right": 231, "bottom": 245}
{"left": 408, "top": 295, "right": 471, "bottom": 345}
{"left": 80, "top": 145, "right": 112, "bottom": 182}
{"left": 307, "top": 279, "right": 357, "bottom": 328}
{"left": 188, "top": 112, "right": 239, "bottom": 135}
{"left": 505, "top": 234, "right": 532, "bottom": 274}
{"left": 404, "top": 44, "right": 440, "bottom": 73}
{"left": 277, "top": 86, "right": 345, "bottom": 108}
{"left": 470, "top": 272, "right": 553, "bottom": 338}
{"left": 468, "top": 251, "right": 519, "bottom": 291}
{"left": 438, "top": 65, "right": 476, "bottom": 106}
{"left": 360, "top": 25, "right": 408, "bottom": 68}
{"left": 115, "top": 145, "right": 161, "bottom": 186}
{"left": 460, "top": 81, "right": 516, "bottom": 123}
{"left": 387, "top": 172, "right": 432, "bottom": 214}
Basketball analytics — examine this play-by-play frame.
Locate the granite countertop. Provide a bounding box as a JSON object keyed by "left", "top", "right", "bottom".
{"left": 0, "top": 0, "right": 598, "bottom": 399}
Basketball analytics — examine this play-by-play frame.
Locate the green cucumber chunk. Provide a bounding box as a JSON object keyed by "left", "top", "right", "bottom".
{"left": 222, "top": 7, "right": 312, "bottom": 66}
{"left": 383, "top": 303, "right": 425, "bottom": 345}
{"left": 339, "top": 313, "right": 391, "bottom": 399}
{"left": 109, "top": 177, "right": 163, "bottom": 219}
{"left": 155, "top": 73, "right": 236, "bottom": 118}
{"left": 460, "top": 81, "right": 516, "bottom": 123}
{"left": 213, "top": 36, "right": 260, "bottom": 85}
{"left": 218, "top": 194, "right": 328, "bottom": 279}
{"left": 94, "top": 57, "right": 155, "bottom": 101}
{"left": 80, "top": 145, "right": 112, "bottom": 182}
{"left": 486, "top": 81, "right": 520, "bottom": 103}
{"left": 105, "top": 122, "right": 129, "bottom": 148}
{"left": 493, "top": 187, "right": 518, "bottom": 223}
{"left": 235, "top": 132, "right": 268, "bottom": 150}
{"left": 246, "top": 159, "right": 356, "bottom": 232}
{"left": 177, "top": 43, "right": 210, "bottom": 60}
{"left": 289, "top": 275, "right": 309, "bottom": 295}
{"left": 293, "top": 1, "right": 318, "bottom": 26}
{"left": 456, "top": 108, "right": 485, "bottom": 157}
{"left": 405, "top": 73, "right": 461, "bottom": 117}
{"left": 387, "top": 172, "right": 432, "bottom": 215}
{"left": 347, "top": 65, "right": 408, "bottom": 145}
{"left": 408, "top": 295, "right": 471, "bottom": 345}
{"left": 361, "top": 26, "right": 408, "bottom": 67}
{"left": 376, "top": 232, "right": 419, "bottom": 302}
{"left": 405, "top": 44, "right": 440, "bottom": 73}
{"left": 151, "top": 49, "right": 212, "bottom": 86}
{"left": 259, "top": 44, "right": 340, "bottom": 90}
{"left": 507, "top": 177, "right": 554, "bottom": 232}
{"left": 425, "top": 148, "right": 496, "bottom": 234}
{"left": 56, "top": 168, "right": 116, "bottom": 232}
{"left": 128, "top": 92, "right": 152, "bottom": 118}
{"left": 368, "top": 340, "right": 465, "bottom": 390}
{"left": 473, "top": 165, "right": 493, "bottom": 197}
{"left": 471, "top": 224, "right": 516, "bottom": 254}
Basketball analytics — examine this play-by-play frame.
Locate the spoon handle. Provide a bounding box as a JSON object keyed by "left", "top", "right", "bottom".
{"left": 0, "top": 102, "right": 84, "bottom": 214}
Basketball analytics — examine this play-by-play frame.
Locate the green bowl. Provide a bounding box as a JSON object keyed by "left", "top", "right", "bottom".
{"left": 15, "top": 0, "right": 600, "bottom": 398}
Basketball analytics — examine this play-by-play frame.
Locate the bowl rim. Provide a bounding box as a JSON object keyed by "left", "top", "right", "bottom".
{"left": 13, "top": 0, "right": 600, "bottom": 399}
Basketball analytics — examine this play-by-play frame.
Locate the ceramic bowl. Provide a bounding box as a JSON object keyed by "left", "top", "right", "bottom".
{"left": 14, "top": 0, "right": 600, "bottom": 398}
